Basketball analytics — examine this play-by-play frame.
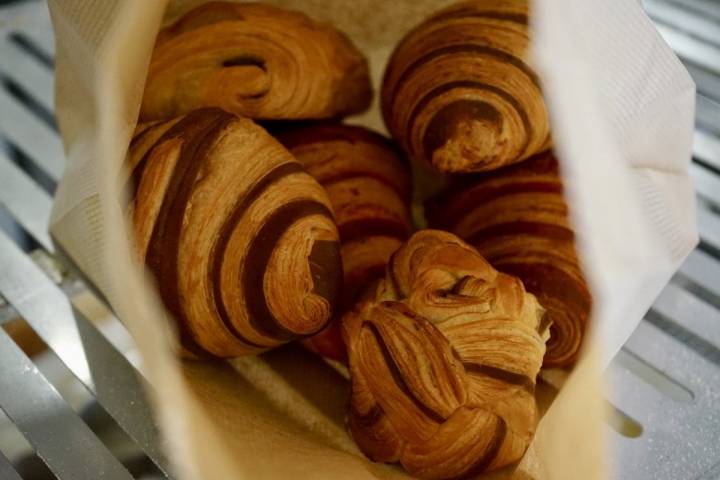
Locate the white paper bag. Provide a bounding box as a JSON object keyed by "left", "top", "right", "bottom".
{"left": 532, "top": 0, "right": 697, "bottom": 365}
{"left": 47, "top": 0, "right": 697, "bottom": 477}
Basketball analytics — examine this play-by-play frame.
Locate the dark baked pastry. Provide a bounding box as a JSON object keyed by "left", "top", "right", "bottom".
{"left": 127, "top": 108, "right": 342, "bottom": 357}
{"left": 344, "top": 230, "right": 548, "bottom": 478}
{"left": 277, "top": 123, "right": 412, "bottom": 360}
{"left": 381, "top": 0, "right": 551, "bottom": 173}
{"left": 141, "top": 2, "right": 372, "bottom": 121}
{"left": 427, "top": 151, "right": 591, "bottom": 367}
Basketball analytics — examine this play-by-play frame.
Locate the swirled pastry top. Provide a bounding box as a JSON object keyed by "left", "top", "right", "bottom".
{"left": 343, "top": 230, "right": 549, "bottom": 479}
{"left": 127, "top": 108, "right": 342, "bottom": 358}
{"left": 381, "top": 0, "right": 551, "bottom": 173}
{"left": 140, "top": 2, "right": 372, "bottom": 121}
{"left": 276, "top": 122, "right": 413, "bottom": 360}
{"left": 426, "top": 151, "right": 591, "bottom": 367}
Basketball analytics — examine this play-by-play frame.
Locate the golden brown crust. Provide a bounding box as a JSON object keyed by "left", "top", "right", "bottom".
{"left": 343, "top": 230, "right": 548, "bottom": 478}
{"left": 127, "top": 108, "right": 342, "bottom": 357}
{"left": 426, "top": 151, "right": 591, "bottom": 367}
{"left": 141, "top": 2, "right": 372, "bottom": 121}
{"left": 381, "top": 0, "right": 551, "bottom": 173}
{"left": 276, "top": 123, "right": 412, "bottom": 361}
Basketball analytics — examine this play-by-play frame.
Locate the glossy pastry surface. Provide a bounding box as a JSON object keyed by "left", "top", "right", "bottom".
{"left": 128, "top": 108, "right": 342, "bottom": 357}
{"left": 427, "top": 151, "right": 590, "bottom": 367}
{"left": 141, "top": 2, "right": 372, "bottom": 121}
{"left": 277, "top": 123, "right": 412, "bottom": 360}
{"left": 344, "top": 230, "right": 548, "bottom": 478}
{"left": 382, "top": 0, "right": 551, "bottom": 173}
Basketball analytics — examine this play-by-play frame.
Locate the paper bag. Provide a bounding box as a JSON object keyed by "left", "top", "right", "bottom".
{"left": 46, "top": 0, "right": 697, "bottom": 478}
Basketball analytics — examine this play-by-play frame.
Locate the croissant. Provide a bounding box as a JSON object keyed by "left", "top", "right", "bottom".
{"left": 343, "top": 230, "right": 548, "bottom": 479}
{"left": 426, "top": 151, "right": 591, "bottom": 367}
{"left": 381, "top": 0, "right": 551, "bottom": 173}
{"left": 276, "top": 123, "right": 413, "bottom": 360}
{"left": 126, "top": 108, "right": 342, "bottom": 358}
{"left": 140, "top": 2, "right": 372, "bottom": 122}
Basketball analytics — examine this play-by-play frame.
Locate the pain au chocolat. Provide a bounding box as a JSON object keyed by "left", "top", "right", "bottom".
{"left": 276, "top": 123, "right": 413, "bottom": 361}
{"left": 381, "top": 0, "right": 551, "bottom": 173}
{"left": 427, "top": 151, "right": 591, "bottom": 367}
{"left": 126, "top": 108, "right": 342, "bottom": 357}
{"left": 343, "top": 230, "right": 548, "bottom": 479}
{"left": 140, "top": 2, "right": 372, "bottom": 122}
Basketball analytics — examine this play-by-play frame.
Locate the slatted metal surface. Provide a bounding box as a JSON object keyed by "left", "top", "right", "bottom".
{"left": 0, "top": 0, "right": 718, "bottom": 478}
{"left": 608, "top": 1, "right": 720, "bottom": 479}
{"left": 0, "top": 1, "right": 170, "bottom": 478}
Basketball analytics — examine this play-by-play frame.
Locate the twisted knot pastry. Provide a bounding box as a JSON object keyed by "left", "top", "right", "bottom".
{"left": 127, "top": 108, "right": 342, "bottom": 357}
{"left": 427, "top": 151, "right": 590, "bottom": 367}
{"left": 381, "top": 0, "right": 551, "bottom": 173}
{"left": 140, "top": 2, "right": 372, "bottom": 122}
{"left": 344, "top": 230, "right": 548, "bottom": 479}
{"left": 277, "top": 123, "right": 413, "bottom": 360}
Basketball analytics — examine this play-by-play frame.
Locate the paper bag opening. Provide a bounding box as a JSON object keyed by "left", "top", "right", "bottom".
{"left": 47, "top": 0, "right": 696, "bottom": 478}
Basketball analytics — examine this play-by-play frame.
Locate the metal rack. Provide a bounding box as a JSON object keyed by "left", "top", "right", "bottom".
{"left": 0, "top": 0, "right": 718, "bottom": 478}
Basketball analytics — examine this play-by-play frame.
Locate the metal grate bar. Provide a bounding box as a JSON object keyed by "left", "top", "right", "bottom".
{"left": 2, "top": 0, "right": 56, "bottom": 58}
{"left": 654, "top": 282, "right": 720, "bottom": 348}
{"left": 8, "top": 31, "right": 54, "bottom": 68}
{"left": 697, "top": 94, "right": 720, "bottom": 136}
{"left": 690, "top": 162, "right": 720, "bottom": 206}
{"left": 606, "top": 355, "right": 674, "bottom": 426}
{"left": 0, "top": 449, "right": 23, "bottom": 480}
{"left": 645, "top": 308, "right": 720, "bottom": 368}
{"left": 0, "top": 89, "right": 64, "bottom": 181}
{"left": 14, "top": 24, "right": 56, "bottom": 59}
{"left": 0, "top": 41, "right": 54, "bottom": 112}
{"left": 686, "top": 63, "right": 720, "bottom": 101}
{"left": 654, "top": 23, "right": 720, "bottom": 76}
{"left": 0, "top": 328, "right": 133, "bottom": 480}
{"left": 0, "top": 229, "right": 171, "bottom": 477}
{"left": 697, "top": 200, "right": 720, "bottom": 250}
{"left": 609, "top": 319, "right": 720, "bottom": 479}
{"left": 694, "top": 129, "right": 720, "bottom": 171}
{"left": 662, "top": 0, "right": 720, "bottom": 23}
{"left": 0, "top": 151, "right": 53, "bottom": 251}
{"left": 645, "top": 0, "right": 720, "bottom": 47}
{"left": 678, "top": 248, "right": 720, "bottom": 297}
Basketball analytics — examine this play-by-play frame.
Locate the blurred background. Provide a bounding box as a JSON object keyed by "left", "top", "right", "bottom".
{"left": 0, "top": 0, "right": 718, "bottom": 478}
